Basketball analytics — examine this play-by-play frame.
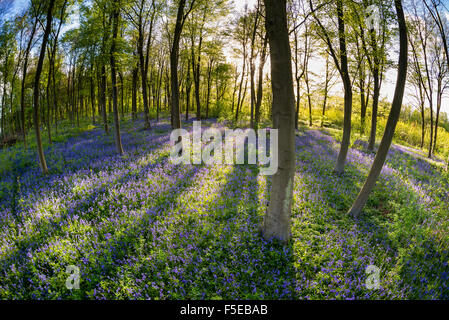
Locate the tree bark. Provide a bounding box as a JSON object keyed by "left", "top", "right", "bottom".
{"left": 132, "top": 66, "right": 138, "bottom": 121}
{"left": 170, "top": 0, "right": 188, "bottom": 129}
{"left": 249, "top": 1, "right": 260, "bottom": 129}
{"left": 255, "top": 35, "right": 268, "bottom": 130}
{"left": 33, "top": 0, "right": 56, "bottom": 174}
{"left": 348, "top": 0, "right": 408, "bottom": 217}
{"left": 185, "top": 58, "right": 192, "bottom": 121}
{"left": 110, "top": 0, "right": 124, "bottom": 155}
{"left": 321, "top": 56, "right": 330, "bottom": 127}
{"left": 90, "top": 68, "right": 96, "bottom": 124}
{"left": 20, "top": 18, "right": 38, "bottom": 149}
{"left": 262, "top": 0, "right": 296, "bottom": 243}
{"left": 138, "top": 20, "right": 151, "bottom": 128}
{"left": 334, "top": 0, "right": 352, "bottom": 173}
{"left": 205, "top": 59, "right": 213, "bottom": 119}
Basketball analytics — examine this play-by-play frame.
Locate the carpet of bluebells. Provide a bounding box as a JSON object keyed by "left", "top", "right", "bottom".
{"left": 0, "top": 118, "right": 448, "bottom": 300}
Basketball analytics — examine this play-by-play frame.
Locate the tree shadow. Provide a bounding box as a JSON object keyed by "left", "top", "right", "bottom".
{"left": 152, "top": 163, "right": 298, "bottom": 300}
{"left": 290, "top": 129, "right": 449, "bottom": 299}
{"left": 0, "top": 161, "right": 204, "bottom": 299}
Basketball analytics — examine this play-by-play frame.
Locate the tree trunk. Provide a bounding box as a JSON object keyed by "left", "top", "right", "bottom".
{"left": 305, "top": 64, "right": 312, "bottom": 127}
{"left": 348, "top": 0, "right": 408, "bottom": 217}
{"left": 321, "top": 57, "right": 330, "bottom": 128}
{"left": 20, "top": 19, "right": 38, "bottom": 149}
{"left": 255, "top": 35, "right": 268, "bottom": 130}
{"left": 262, "top": 0, "right": 296, "bottom": 243}
{"left": 185, "top": 58, "right": 192, "bottom": 121}
{"left": 359, "top": 72, "right": 366, "bottom": 135}
{"left": 110, "top": 0, "right": 124, "bottom": 155}
{"left": 192, "top": 33, "right": 203, "bottom": 121}
{"left": 156, "top": 60, "right": 164, "bottom": 122}
{"left": 294, "top": 28, "right": 300, "bottom": 130}
{"left": 366, "top": 25, "right": 381, "bottom": 151}
{"left": 1, "top": 55, "right": 9, "bottom": 140}
{"left": 91, "top": 69, "right": 96, "bottom": 125}
{"left": 249, "top": 2, "right": 260, "bottom": 128}
{"left": 334, "top": 0, "right": 352, "bottom": 173}
{"left": 170, "top": 0, "right": 188, "bottom": 130}
{"left": 132, "top": 66, "right": 138, "bottom": 121}
{"left": 235, "top": 59, "right": 246, "bottom": 123}
{"left": 368, "top": 71, "right": 380, "bottom": 151}
{"left": 433, "top": 81, "right": 442, "bottom": 155}
{"left": 119, "top": 71, "right": 124, "bottom": 119}
{"left": 205, "top": 59, "right": 213, "bottom": 119}
{"left": 33, "top": 0, "right": 56, "bottom": 174}
{"left": 420, "top": 102, "right": 425, "bottom": 149}
{"left": 424, "top": 0, "right": 449, "bottom": 156}
{"left": 45, "top": 58, "right": 52, "bottom": 145}
{"left": 100, "top": 65, "right": 108, "bottom": 133}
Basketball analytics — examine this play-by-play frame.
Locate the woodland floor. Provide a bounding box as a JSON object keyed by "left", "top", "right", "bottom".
{"left": 0, "top": 117, "right": 448, "bottom": 299}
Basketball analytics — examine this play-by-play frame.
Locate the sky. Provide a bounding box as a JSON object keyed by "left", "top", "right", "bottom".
{"left": 2, "top": 0, "right": 449, "bottom": 114}
{"left": 233, "top": 0, "right": 449, "bottom": 114}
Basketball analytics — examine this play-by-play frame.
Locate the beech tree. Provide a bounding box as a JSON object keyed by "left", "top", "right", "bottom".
{"left": 310, "top": 0, "right": 353, "bottom": 173}
{"left": 262, "top": 0, "right": 296, "bottom": 243}
{"left": 170, "top": 0, "right": 196, "bottom": 129}
{"left": 33, "top": 0, "right": 56, "bottom": 174}
{"left": 110, "top": 0, "right": 124, "bottom": 155}
{"left": 351, "top": 0, "right": 392, "bottom": 151}
{"left": 423, "top": 0, "right": 449, "bottom": 159}
{"left": 123, "top": 0, "right": 160, "bottom": 129}
{"left": 19, "top": 2, "right": 41, "bottom": 148}
{"left": 348, "top": 0, "right": 408, "bottom": 217}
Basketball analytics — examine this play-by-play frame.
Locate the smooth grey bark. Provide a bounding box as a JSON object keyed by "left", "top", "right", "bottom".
{"left": 409, "top": 1, "right": 435, "bottom": 158}
{"left": 293, "top": 23, "right": 305, "bottom": 130}
{"left": 171, "top": 0, "right": 185, "bottom": 129}
{"left": 1, "top": 48, "right": 10, "bottom": 140}
{"left": 20, "top": 12, "right": 39, "bottom": 149}
{"left": 156, "top": 59, "right": 164, "bottom": 122}
{"left": 355, "top": 2, "right": 385, "bottom": 151}
{"left": 100, "top": 64, "right": 108, "bottom": 133}
{"left": 33, "top": 0, "right": 56, "bottom": 175}
{"left": 170, "top": 0, "right": 195, "bottom": 129}
{"left": 368, "top": 63, "right": 380, "bottom": 151}
{"left": 255, "top": 34, "right": 268, "bottom": 130}
{"left": 45, "top": 54, "right": 52, "bottom": 145}
{"left": 321, "top": 55, "right": 331, "bottom": 127}
{"left": 110, "top": 0, "right": 124, "bottom": 155}
{"left": 235, "top": 14, "right": 248, "bottom": 124}
{"left": 249, "top": 1, "right": 260, "bottom": 128}
{"left": 205, "top": 58, "right": 213, "bottom": 119}
{"left": 348, "top": 0, "right": 408, "bottom": 217}
{"left": 423, "top": 0, "right": 449, "bottom": 156}
{"left": 434, "top": 77, "right": 443, "bottom": 153}
{"left": 310, "top": 0, "right": 352, "bottom": 173}
{"left": 334, "top": 0, "right": 352, "bottom": 173}
{"left": 132, "top": 65, "right": 138, "bottom": 121}
{"left": 100, "top": 7, "right": 110, "bottom": 134}
{"left": 137, "top": 11, "right": 151, "bottom": 128}
{"left": 185, "top": 58, "right": 192, "bottom": 121}
{"left": 409, "top": 29, "right": 427, "bottom": 149}
{"left": 90, "top": 67, "right": 96, "bottom": 125}
{"left": 261, "top": 0, "right": 296, "bottom": 243}
{"left": 192, "top": 10, "right": 206, "bottom": 120}
{"left": 355, "top": 33, "right": 367, "bottom": 134}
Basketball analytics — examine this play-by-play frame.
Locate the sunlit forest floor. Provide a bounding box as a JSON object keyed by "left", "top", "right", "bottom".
{"left": 0, "top": 116, "right": 448, "bottom": 299}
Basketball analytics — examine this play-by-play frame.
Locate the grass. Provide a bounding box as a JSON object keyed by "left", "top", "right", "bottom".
{"left": 0, "top": 114, "right": 448, "bottom": 299}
